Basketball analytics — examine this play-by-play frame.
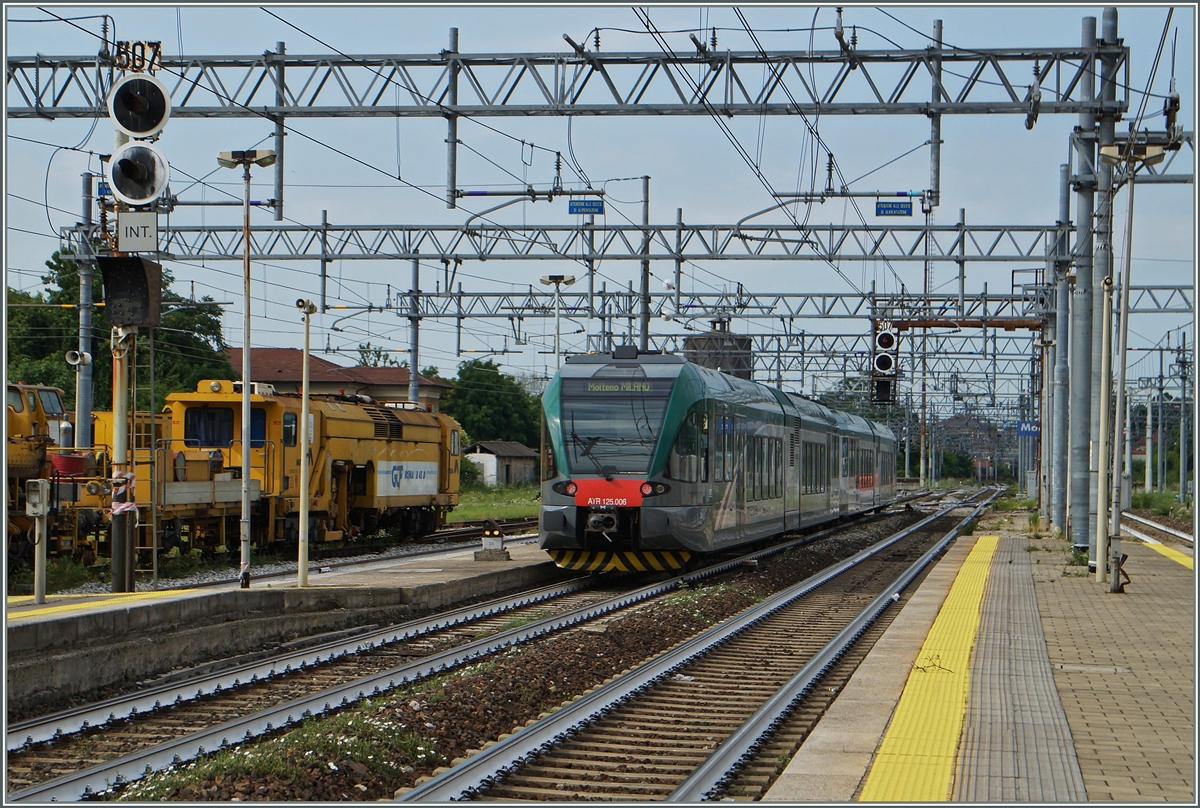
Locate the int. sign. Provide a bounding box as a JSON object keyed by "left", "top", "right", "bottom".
{"left": 117, "top": 210, "right": 158, "bottom": 252}
{"left": 568, "top": 199, "right": 605, "bottom": 215}
{"left": 875, "top": 200, "right": 913, "bottom": 217}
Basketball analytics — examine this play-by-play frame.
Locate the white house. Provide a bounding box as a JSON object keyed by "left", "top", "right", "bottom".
{"left": 464, "top": 441, "right": 538, "bottom": 486}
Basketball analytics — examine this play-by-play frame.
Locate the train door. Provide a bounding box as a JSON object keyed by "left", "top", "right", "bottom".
{"left": 734, "top": 421, "right": 746, "bottom": 533}
{"left": 280, "top": 407, "right": 300, "bottom": 498}
{"left": 838, "top": 436, "right": 850, "bottom": 515}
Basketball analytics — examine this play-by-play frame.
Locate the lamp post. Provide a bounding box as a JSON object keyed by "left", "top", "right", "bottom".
{"left": 296, "top": 299, "right": 317, "bottom": 587}
{"left": 218, "top": 149, "right": 276, "bottom": 588}
{"left": 1098, "top": 137, "right": 1164, "bottom": 591}
{"left": 539, "top": 274, "right": 576, "bottom": 369}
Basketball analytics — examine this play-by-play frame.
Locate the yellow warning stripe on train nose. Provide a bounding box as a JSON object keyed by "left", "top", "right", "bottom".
{"left": 547, "top": 549, "right": 691, "bottom": 573}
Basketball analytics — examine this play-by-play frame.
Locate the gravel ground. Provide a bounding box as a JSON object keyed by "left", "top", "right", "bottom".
{"left": 1127, "top": 509, "right": 1194, "bottom": 538}
{"left": 112, "top": 514, "right": 919, "bottom": 802}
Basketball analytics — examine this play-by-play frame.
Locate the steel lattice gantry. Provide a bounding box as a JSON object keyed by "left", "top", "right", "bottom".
{"left": 7, "top": 44, "right": 1128, "bottom": 119}
{"left": 146, "top": 221, "right": 1063, "bottom": 263}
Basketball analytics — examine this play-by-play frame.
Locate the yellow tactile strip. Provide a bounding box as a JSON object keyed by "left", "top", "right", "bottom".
{"left": 1142, "top": 541, "right": 1194, "bottom": 570}
{"left": 858, "top": 534, "right": 999, "bottom": 801}
{"left": 6, "top": 589, "right": 200, "bottom": 620}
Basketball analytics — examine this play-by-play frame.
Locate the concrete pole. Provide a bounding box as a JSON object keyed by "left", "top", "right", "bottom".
{"left": 1108, "top": 168, "right": 1136, "bottom": 586}
{"left": 1069, "top": 15, "right": 1097, "bottom": 555}
{"left": 239, "top": 162, "right": 253, "bottom": 589}
{"left": 273, "top": 42, "right": 285, "bottom": 221}
{"left": 1088, "top": 7, "right": 1119, "bottom": 558}
{"left": 1052, "top": 164, "right": 1070, "bottom": 534}
{"left": 77, "top": 173, "right": 95, "bottom": 449}
{"left": 1146, "top": 390, "right": 1154, "bottom": 491}
{"left": 298, "top": 300, "right": 315, "bottom": 587}
{"left": 409, "top": 255, "right": 421, "bottom": 405}
{"left": 639, "top": 175, "right": 651, "bottom": 351}
{"left": 1181, "top": 334, "right": 1189, "bottom": 503}
{"left": 1158, "top": 347, "right": 1166, "bottom": 491}
{"left": 1095, "top": 276, "right": 1114, "bottom": 583}
{"left": 110, "top": 326, "right": 134, "bottom": 592}
{"left": 445, "top": 28, "right": 459, "bottom": 209}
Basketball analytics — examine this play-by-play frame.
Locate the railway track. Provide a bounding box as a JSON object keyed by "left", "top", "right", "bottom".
{"left": 4, "top": 496, "right": 949, "bottom": 802}
{"left": 1119, "top": 511, "right": 1194, "bottom": 547}
{"left": 402, "top": 490, "right": 995, "bottom": 801}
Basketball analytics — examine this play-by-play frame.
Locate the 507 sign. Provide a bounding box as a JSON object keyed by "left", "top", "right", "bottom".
{"left": 114, "top": 41, "right": 163, "bottom": 74}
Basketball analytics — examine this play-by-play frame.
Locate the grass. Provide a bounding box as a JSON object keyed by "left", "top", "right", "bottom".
{"left": 449, "top": 483, "right": 540, "bottom": 522}
{"left": 7, "top": 554, "right": 98, "bottom": 592}
{"left": 1131, "top": 489, "right": 1193, "bottom": 523}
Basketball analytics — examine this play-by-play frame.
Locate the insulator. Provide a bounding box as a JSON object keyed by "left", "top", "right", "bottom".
{"left": 594, "top": 31, "right": 601, "bottom": 50}
{"left": 711, "top": 28, "right": 717, "bottom": 49}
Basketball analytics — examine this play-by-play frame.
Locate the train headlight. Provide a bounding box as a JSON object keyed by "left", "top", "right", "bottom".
{"left": 640, "top": 482, "right": 653, "bottom": 496}
{"left": 564, "top": 481, "right": 577, "bottom": 496}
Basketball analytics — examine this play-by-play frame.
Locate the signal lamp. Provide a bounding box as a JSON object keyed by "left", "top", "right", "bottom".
{"left": 874, "top": 330, "right": 897, "bottom": 352}
{"left": 108, "top": 73, "right": 172, "bottom": 138}
{"left": 107, "top": 141, "right": 171, "bottom": 206}
{"left": 873, "top": 353, "right": 896, "bottom": 374}
{"left": 640, "top": 482, "right": 654, "bottom": 496}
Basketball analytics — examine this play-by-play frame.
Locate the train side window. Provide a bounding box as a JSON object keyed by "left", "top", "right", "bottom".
{"left": 282, "top": 413, "right": 297, "bottom": 447}
{"left": 450, "top": 429, "right": 460, "bottom": 456}
{"left": 7, "top": 387, "right": 24, "bottom": 412}
{"left": 38, "top": 389, "right": 65, "bottom": 416}
{"left": 184, "top": 407, "right": 235, "bottom": 447}
{"left": 668, "top": 410, "right": 700, "bottom": 483}
{"left": 27, "top": 391, "right": 38, "bottom": 414}
{"left": 699, "top": 412, "right": 709, "bottom": 483}
{"left": 541, "top": 416, "right": 556, "bottom": 481}
{"left": 251, "top": 408, "right": 267, "bottom": 448}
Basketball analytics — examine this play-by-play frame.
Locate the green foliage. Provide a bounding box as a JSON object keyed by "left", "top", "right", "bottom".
{"left": 7, "top": 251, "right": 235, "bottom": 412}
{"left": 1132, "top": 489, "right": 1183, "bottom": 514}
{"left": 941, "top": 450, "right": 974, "bottom": 479}
{"left": 459, "top": 455, "right": 483, "bottom": 488}
{"left": 357, "top": 342, "right": 402, "bottom": 367}
{"left": 440, "top": 359, "right": 540, "bottom": 446}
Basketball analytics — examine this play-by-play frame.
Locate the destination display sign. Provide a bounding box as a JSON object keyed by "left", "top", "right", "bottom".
{"left": 568, "top": 199, "right": 605, "bottom": 215}
{"left": 875, "top": 200, "right": 913, "bottom": 217}
{"left": 561, "top": 377, "right": 674, "bottom": 397}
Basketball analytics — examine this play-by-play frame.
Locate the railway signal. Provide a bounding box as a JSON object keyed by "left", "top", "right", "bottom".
{"left": 871, "top": 323, "right": 899, "bottom": 404}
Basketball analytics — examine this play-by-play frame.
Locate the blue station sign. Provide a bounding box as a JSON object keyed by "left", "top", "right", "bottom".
{"left": 875, "top": 199, "right": 913, "bottom": 217}
{"left": 568, "top": 199, "right": 605, "bottom": 215}
{"left": 1017, "top": 421, "right": 1041, "bottom": 436}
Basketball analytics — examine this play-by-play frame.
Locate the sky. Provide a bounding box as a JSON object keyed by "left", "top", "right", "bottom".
{"left": 4, "top": 3, "right": 1196, "bottom": 401}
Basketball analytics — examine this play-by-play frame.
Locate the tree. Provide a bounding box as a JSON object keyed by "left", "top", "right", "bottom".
{"left": 357, "top": 342, "right": 402, "bottom": 368}
{"left": 6, "top": 250, "right": 235, "bottom": 412}
{"left": 440, "top": 359, "right": 540, "bottom": 447}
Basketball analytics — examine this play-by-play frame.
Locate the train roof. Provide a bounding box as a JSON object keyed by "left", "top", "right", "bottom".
{"left": 557, "top": 349, "right": 893, "bottom": 440}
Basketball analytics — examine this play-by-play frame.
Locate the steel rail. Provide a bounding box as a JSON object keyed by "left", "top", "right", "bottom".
{"left": 398, "top": 499, "right": 966, "bottom": 801}
{"left": 5, "top": 568, "right": 584, "bottom": 752}
{"left": 1120, "top": 511, "right": 1194, "bottom": 545}
{"left": 4, "top": 502, "right": 913, "bottom": 801}
{"left": 4, "top": 510, "right": 875, "bottom": 803}
{"left": 668, "top": 489, "right": 1000, "bottom": 801}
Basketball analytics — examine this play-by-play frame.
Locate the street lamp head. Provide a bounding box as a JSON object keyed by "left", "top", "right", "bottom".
{"left": 217, "top": 149, "right": 278, "bottom": 169}
{"left": 539, "top": 274, "right": 577, "bottom": 286}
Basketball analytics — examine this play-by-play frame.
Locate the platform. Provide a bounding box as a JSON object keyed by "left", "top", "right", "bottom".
{"left": 5, "top": 539, "right": 564, "bottom": 712}
{"left": 766, "top": 514, "right": 1195, "bottom": 803}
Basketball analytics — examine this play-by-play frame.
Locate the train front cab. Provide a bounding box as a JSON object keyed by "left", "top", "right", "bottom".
{"left": 539, "top": 352, "right": 696, "bottom": 572}
{"left": 539, "top": 353, "right": 794, "bottom": 572}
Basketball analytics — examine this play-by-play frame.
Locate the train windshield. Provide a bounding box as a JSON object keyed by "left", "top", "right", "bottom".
{"left": 559, "top": 373, "right": 674, "bottom": 475}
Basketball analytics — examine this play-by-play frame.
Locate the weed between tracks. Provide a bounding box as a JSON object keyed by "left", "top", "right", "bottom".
{"left": 107, "top": 523, "right": 919, "bottom": 802}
